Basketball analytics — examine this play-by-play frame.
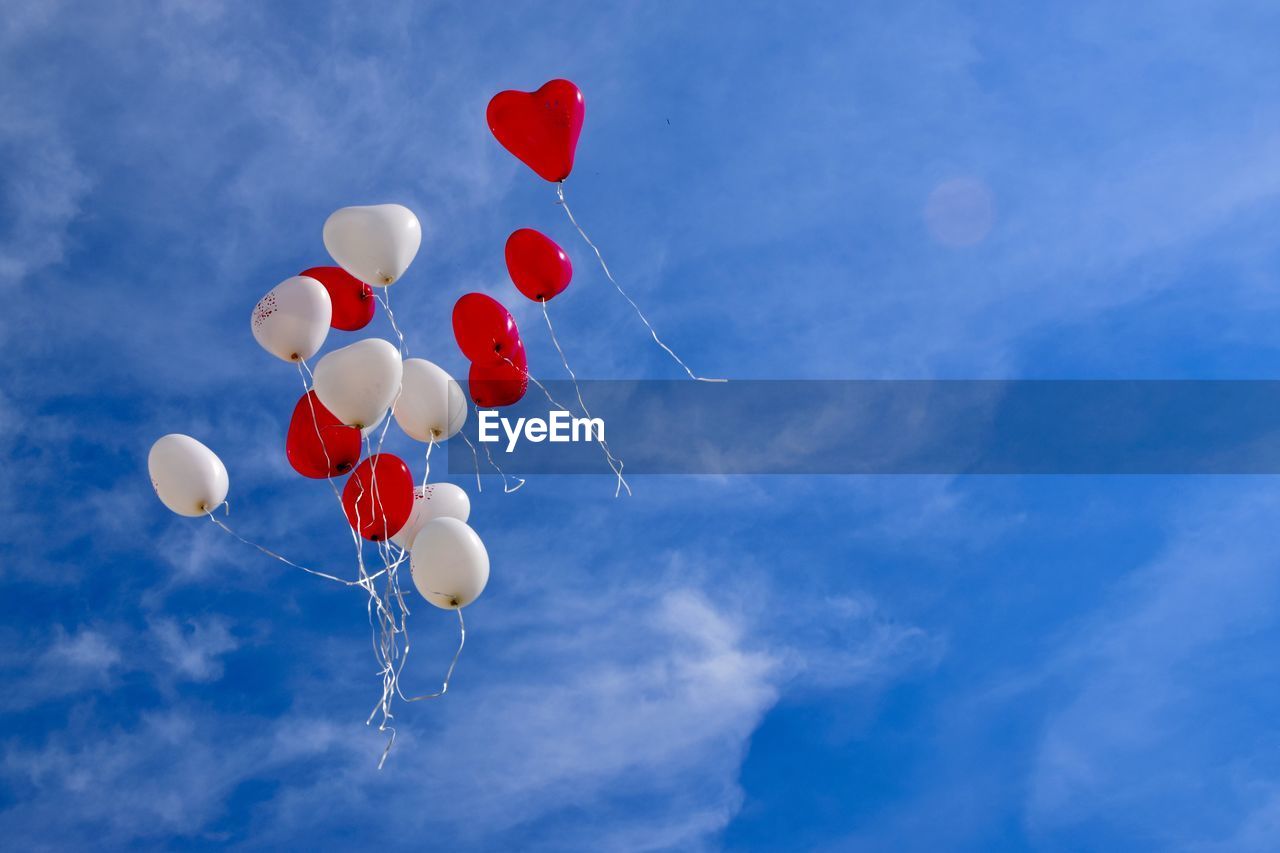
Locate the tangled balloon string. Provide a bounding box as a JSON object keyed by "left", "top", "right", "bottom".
{"left": 205, "top": 350, "right": 466, "bottom": 769}
{"left": 297, "top": 349, "right": 464, "bottom": 769}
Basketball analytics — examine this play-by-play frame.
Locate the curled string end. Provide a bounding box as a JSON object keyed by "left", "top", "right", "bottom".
{"left": 398, "top": 601, "right": 466, "bottom": 703}
{"left": 290, "top": 315, "right": 456, "bottom": 769}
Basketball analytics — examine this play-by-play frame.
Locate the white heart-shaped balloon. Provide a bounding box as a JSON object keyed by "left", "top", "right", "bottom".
{"left": 313, "top": 338, "right": 403, "bottom": 429}
{"left": 148, "top": 434, "right": 229, "bottom": 517}
{"left": 323, "top": 204, "right": 422, "bottom": 286}
{"left": 251, "top": 276, "right": 331, "bottom": 362}
{"left": 391, "top": 482, "right": 471, "bottom": 550}
{"left": 393, "top": 358, "right": 467, "bottom": 443}
{"left": 411, "top": 517, "right": 489, "bottom": 609}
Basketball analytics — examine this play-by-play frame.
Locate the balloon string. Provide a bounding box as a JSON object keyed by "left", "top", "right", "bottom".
{"left": 399, "top": 607, "right": 465, "bottom": 702}
{"left": 370, "top": 540, "right": 411, "bottom": 768}
{"left": 208, "top": 483, "right": 406, "bottom": 769}
{"left": 421, "top": 436, "right": 435, "bottom": 493}
{"left": 363, "top": 296, "right": 473, "bottom": 496}
{"left": 482, "top": 431, "right": 526, "bottom": 493}
{"left": 555, "top": 182, "right": 726, "bottom": 383}
{"left": 375, "top": 289, "right": 408, "bottom": 360}
{"left": 501, "top": 351, "right": 629, "bottom": 497}
{"left": 206, "top": 512, "right": 378, "bottom": 586}
{"left": 457, "top": 430, "right": 484, "bottom": 493}
{"left": 363, "top": 436, "right": 411, "bottom": 764}
{"left": 297, "top": 360, "right": 343, "bottom": 481}
{"left": 537, "top": 301, "right": 630, "bottom": 497}
{"left": 467, "top": 402, "right": 525, "bottom": 493}
{"left": 299, "top": 313, "right": 473, "bottom": 768}
{"left": 299, "top": 359, "right": 419, "bottom": 768}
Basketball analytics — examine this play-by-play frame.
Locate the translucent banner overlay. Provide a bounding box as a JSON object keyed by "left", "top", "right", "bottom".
{"left": 444, "top": 380, "right": 1280, "bottom": 475}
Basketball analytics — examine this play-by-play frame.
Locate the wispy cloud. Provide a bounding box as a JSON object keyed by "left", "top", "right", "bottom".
{"left": 0, "top": 560, "right": 928, "bottom": 849}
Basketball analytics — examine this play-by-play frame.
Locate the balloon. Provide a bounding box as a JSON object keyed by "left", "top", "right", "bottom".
{"left": 323, "top": 204, "right": 422, "bottom": 286}
{"left": 505, "top": 228, "right": 572, "bottom": 302}
{"left": 312, "top": 338, "right": 404, "bottom": 429}
{"left": 286, "top": 391, "right": 361, "bottom": 479}
{"left": 390, "top": 482, "right": 471, "bottom": 550}
{"left": 468, "top": 344, "right": 528, "bottom": 408}
{"left": 486, "top": 79, "right": 584, "bottom": 183}
{"left": 393, "top": 358, "right": 468, "bottom": 442}
{"left": 361, "top": 410, "right": 388, "bottom": 439}
{"left": 148, "top": 434, "right": 229, "bottom": 517}
{"left": 251, "top": 275, "right": 332, "bottom": 362}
{"left": 504, "top": 334, "right": 528, "bottom": 371}
{"left": 452, "top": 293, "right": 520, "bottom": 364}
{"left": 410, "top": 517, "right": 490, "bottom": 609}
{"left": 341, "top": 453, "right": 414, "bottom": 542}
{"left": 300, "top": 266, "right": 375, "bottom": 331}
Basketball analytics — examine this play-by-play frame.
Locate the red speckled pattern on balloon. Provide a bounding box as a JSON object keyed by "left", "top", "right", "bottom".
{"left": 253, "top": 294, "right": 278, "bottom": 329}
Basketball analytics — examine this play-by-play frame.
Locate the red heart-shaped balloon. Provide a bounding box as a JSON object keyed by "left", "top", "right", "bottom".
{"left": 486, "top": 79, "right": 584, "bottom": 183}
{"left": 342, "top": 453, "right": 414, "bottom": 542}
{"left": 453, "top": 293, "right": 522, "bottom": 364}
{"left": 286, "top": 391, "right": 362, "bottom": 479}
{"left": 505, "top": 228, "right": 572, "bottom": 302}
{"left": 300, "top": 266, "right": 375, "bottom": 331}
{"left": 468, "top": 353, "right": 529, "bottom": 408}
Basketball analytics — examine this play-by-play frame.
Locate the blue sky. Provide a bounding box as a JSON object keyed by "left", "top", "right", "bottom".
{"left": 4, "top": 0, "right": 1280, "bottom": 850}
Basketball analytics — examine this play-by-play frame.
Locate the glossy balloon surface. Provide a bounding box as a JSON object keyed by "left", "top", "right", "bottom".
{"left": 394, "top": 358, "right": 468, "bottom": 442}
{"left": 312, "top": 338, "right": 404, "bottom": 429}
{"left": 286, "top": 391, "right": 361, "bottom": 479}
{"left": 322, "top": 204, "right": 422, "bottom": 286}
{"left": 148, "top": 434, "right": 229, "bottom": 517}
{"left": 390, "top": 482, "right": 472, "bottom": 550}
{"left": 300, "top": 266, "right": 375, "bottom": 331}
{"left": 468, "top": 347, "right": 528, "bottom": 408}
{"left": 251, "top": 276, "right": 331, "bottom": 362}
{"left": 452, "top": 293, "right": 521, "bottom": 364}
{"left": 505, "top": 228, "right": 572, "bottom": 302}
{"left": 410, "top": 517, "right": 490, "bottom": 609}
{"left": 341, "top": 453, "right": 414, "bottom": 542}
{"left": 486, "top": 79, "right": 584, "bottom": 183}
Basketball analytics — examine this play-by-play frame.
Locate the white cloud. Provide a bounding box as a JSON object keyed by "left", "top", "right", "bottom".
{"left": 0, "top": 568, "right": 930, "bottom": 849}
{"left": 149, "top": 616, "right": 240, "bottom": 682}
{"left": 0, "top": 625, "right": 124, "bottom": 712}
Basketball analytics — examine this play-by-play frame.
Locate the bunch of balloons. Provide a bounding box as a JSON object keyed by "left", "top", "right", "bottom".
{"left": 486, "top": 78, "right": 723, "bottom": 384}
{"left": 149, "top": 203, "right": 492, "bottom": 767}
{"left": 146, "top": 78, "right": 724, "bottom": 767}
